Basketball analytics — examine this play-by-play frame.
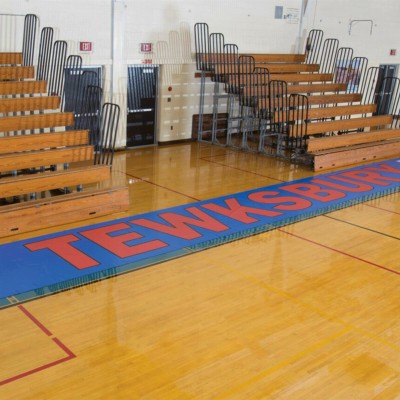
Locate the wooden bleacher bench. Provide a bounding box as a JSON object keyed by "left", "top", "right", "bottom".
{"left": 0, "top": 130, "right": 89, "bottom": 151}
{"left": 228, "top": 72, "right": 333, "bottom": 86}
{"left": 214, "top": 62, "right": 319, "bottom": 75}
{"left": 0, "top": 52, "right": 23, "bottom": 65}
{"left": 0, "top": 66, "right": 35, "bottom": 80}
{"left": 0, "top": 187, "right": 129, "bottom": 237}
{"left": 195, "top": 52, "right": 316, "bottom": 80}
{"left": 301, "top": 93, "right": 363, "bottom": 106}
{"left": 307, "top": 128, "right": 400, "bottom": 152}
{"left": 0, "top": 96, "right": 60, "bottom": 113}
{"left": 0, "top": 51, "right": 129, "bottom": 237}
{"left": 286, "top": 82, "right": 347, "bottom": 94}
{"left": 270, "top": 72, "right": 333, "bottom": 83}
{"left": 277, "top": 104, "right": 377, "bottom": 124}
{"left": 257, "top": 93, "right": 363, "bottom": 114}
{"left": 0, "top": 80, "right": 47, "bottom": 95}
{"left": 0, "top": 112, "right": 75, "bottom": 132}
{"left": 312, "top": 139, "right": 400, "bottom": 170}
{"left": 0, "top": 145, "right": 94, "bottom": 171}
{"left": 239, "top": 53, "right": 306, "bottom": 63}
{"left": 243, "top": 83, "right": 348, "bottom": 99}
{"left": 197, "top": 52, "right": 306, "bottom": 65}
{"left": 0, "top": 165, "right": 110, "bottom": 198}
{"left": 289, "top": 114, "right": 393, "bottom": 137}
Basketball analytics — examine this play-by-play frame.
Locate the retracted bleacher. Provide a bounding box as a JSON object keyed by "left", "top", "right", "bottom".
{"left": 194, "top": 24, "right": 400, "bottom": 171}
{"left": 0, "top": 51, "right": 129, "bottom": 238}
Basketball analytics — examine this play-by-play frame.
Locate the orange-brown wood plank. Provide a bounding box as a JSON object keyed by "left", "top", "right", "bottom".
{"left": 257, "top": 93, "right": 363, "bottom": 112}
{"left": 0, "top": 186, "right": 129, "bottom": 237}
{"left": 240, "top": 53, "right": 306, "bottom": 63}
{"left": 287, "top": 82, "right": 348, "bottom": 94}
{"left": 0, "top": 66, "right": 34, "bottom": 80}
{"left": 198, "top": 53, "right": 307, "bottom": 64}
{"left": 0, "top": 130, "right": 89, "bottom": 153}
{"left": 245, "top": 83, "right": 348, "bottom": 99}
{"left": 306, "top": 103, "right": 376, "bottom": 119}
{"left": 0, "top": 52, "right": 23, "bottom": 65}
{"left": 0, "top": 96, "right": 60, "bottom": 113}
{"left": 0, "top": 112, "right": 74, "bottom": 132}
{"left": 0, "top": 145, "right": 94, "bottom": 172}
{"left": 227, "top": 72, "right": 334, "bottom": 86}
{"left": 215, "top": 63, "right": 320, "bottom": 75}
{"left": 313, "top": 139, "right": 400, "bottom": 170}
{"left": 270, "top": 72, "right": 333, "bottom": 83}
{"left": 290, "top": 115, "right": 393, "bottom": 136}
{"left": 0, "top": 80, "right": 47, "bottom": 95}
{"left": 195, "top": 71, "right": 333, "bottom": 82}
{"left": 282, "top": 104, "right": 377, "bottom": 123}
{"left": 306, "top": 93, "right": 363, "bottom": 106}
{"left": 0, "top": 164, "right": 110, "bottom": 198}
{"left": 307, "top": 128, "right": 400, "bottom": 152}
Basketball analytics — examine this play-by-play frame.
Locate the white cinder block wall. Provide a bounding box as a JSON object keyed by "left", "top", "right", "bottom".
{"left": 2, "top": 0, "right": 399, "bottom": 148}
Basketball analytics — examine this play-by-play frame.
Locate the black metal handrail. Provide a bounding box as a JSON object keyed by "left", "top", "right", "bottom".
{"left": 36, "top": 27, "right": 54, "bottom": 81}
{"left": 95, "top": 102, "right": 120, "bottom": 166}
{"left": 305, "top": 29, "right": 323, "bottom": 64}
{"left": 22, "top": 14, "right": 38, "bottom": 66}
{"left": 194, "top": 22, "right": 211, "bottom": 71}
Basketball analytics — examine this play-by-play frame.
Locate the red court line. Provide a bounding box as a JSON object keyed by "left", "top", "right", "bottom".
{"left": 123, "top": 172, "right": 201, "bottom": 202}
{"left": 279, "top": 229, "right": 400, "bottom": 276}
{"left": 0, "top": 306, "right": 76, "bottom": 386}
{"left": 18, "top": 304, "right": 52, "bottom": 336}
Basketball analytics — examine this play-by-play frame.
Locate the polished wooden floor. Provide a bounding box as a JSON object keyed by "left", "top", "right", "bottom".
{"left": 1, "top": 142, "right": 399, "bottom": 399}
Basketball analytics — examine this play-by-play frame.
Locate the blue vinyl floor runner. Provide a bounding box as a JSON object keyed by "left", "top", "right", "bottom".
{"left": 1, "top": 159, "right": 400, "bottom": 308}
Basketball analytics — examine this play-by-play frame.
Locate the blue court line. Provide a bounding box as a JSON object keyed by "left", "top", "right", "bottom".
{"left": 1, "top": 159, "right": 400, "bottom": 309}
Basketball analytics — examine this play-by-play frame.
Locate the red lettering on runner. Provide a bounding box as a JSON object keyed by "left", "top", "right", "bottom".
{"left": 202, "top": 198, "right": 281, "bottom": 223}
{"left": 25, "top": 234, "right": 99, "bottom": 270}
{"left": 366, "top": 163, "right": 400, "bottom": 175}
{"left": 81, "top": 223, "right": 167, "bottom": 258}
{"left": 132, "top": 206, "right": 228, "bottom": 239}
{"left": 248, "top": 191, "right": 312, "bottom": 210}
{"left": 282, "top": 183, "right": 346, "bottom": 202}
{"left": 312, "top": 176, "right": 373, "bottom": 192}
{"left": 340, "top": 170, "right": 400, "bottom": 186}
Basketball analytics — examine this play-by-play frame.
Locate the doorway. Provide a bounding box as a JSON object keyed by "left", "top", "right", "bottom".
{"left": 126, "top": 65, "right": 159, "bottom": 147}
{"left": 376, "top": 64, "right": 399, "bottom": 114}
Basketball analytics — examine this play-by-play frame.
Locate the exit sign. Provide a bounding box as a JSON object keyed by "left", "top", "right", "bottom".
{"left": 79, "top": 42, "right": 93, "bottom": 52}
{"left": 140, "top": 43, "right": 152, "bottom": 53}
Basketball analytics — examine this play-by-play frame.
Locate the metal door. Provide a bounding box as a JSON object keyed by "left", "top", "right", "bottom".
{"left": 377, "top": 64, "right": 399, "bottom": 114}
{"left": 127, "top": 65, "right": 159, "bottom": 147}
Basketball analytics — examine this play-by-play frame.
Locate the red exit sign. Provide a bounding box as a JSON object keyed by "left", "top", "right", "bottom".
{"left": 79, "top": 42, "right": 93, "bottom": 52}
{"left": 140, "top": 43, "right": 152, "bottom": 53}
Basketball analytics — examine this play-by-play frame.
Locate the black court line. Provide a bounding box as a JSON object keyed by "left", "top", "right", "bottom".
{"left": 323, "top": 215, "right": 400, "bottom": 241}
{"left": 366, "top": 203, "right": 400, "bottom": 216}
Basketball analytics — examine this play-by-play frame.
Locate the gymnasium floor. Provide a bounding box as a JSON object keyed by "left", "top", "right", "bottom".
{"left": 1, "top": 142, "right": 399, "bottom": 399}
